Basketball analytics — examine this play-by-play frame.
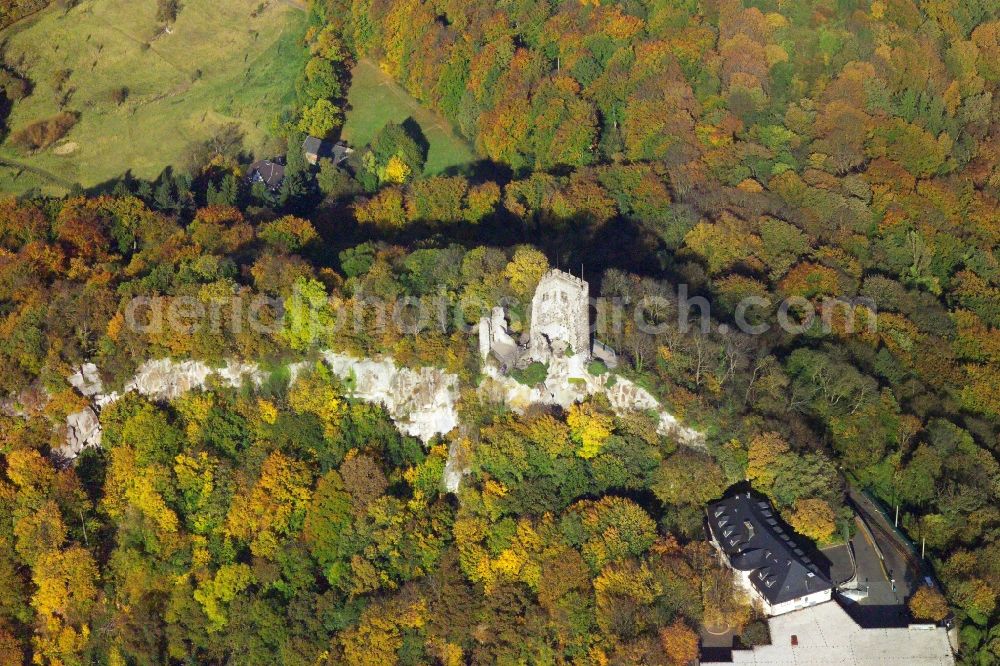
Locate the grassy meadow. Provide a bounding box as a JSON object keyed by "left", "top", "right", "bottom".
{"left": 341, "top": 59, "right": 474, "bottom": 176}
{"left": 0, "top": 0, "right": 307, "bottom": 194}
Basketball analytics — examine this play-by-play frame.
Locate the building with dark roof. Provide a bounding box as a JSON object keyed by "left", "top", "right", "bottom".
{"left": 302, "top": 136, "right": 352, "bottom": 166}
{"left": 247, "top": 159, "right": 285, "bottom": 191}
{"left": 706, "top": 490, "right": 833, "bottom": 616}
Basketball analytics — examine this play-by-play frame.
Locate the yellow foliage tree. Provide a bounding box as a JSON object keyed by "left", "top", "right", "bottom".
{"left": 31, "top": 546, "right": 98, "bottom": 665}
{"left": 354, "top": 187, "right": 407, "bottom": 228}
{"left": 787, "top": 498, "right": 837, "bottom": 543}
{"left": 173, "top": 453, "right": 217, "bottom": 535}
{"left": 4, "top": 449, "right": 56, "bottom": 500}
{"left": 225, "top": 452, "right": 312, "bottom": 558}
{"left": 288, "top": 364, "right": 346, "bottom": 438}
{"left": 746, "top": 431, "right": 790, "bottom": 489}
{"left": 126, "top": 475, "right": 180, "bottom": 534}
{"left": 193, "top": 564, "right": 255, "bottom": 633}
{"left": 702, "top": 565, "right": 752, "bottom": 633}
{"left": 593, "top": 559, "right": 661, "bottom": 636}
{"left": 257, "top": 398, "right": 278, "bottom": 425}
{"left": 503, "top": 246, "right": 549, "bottom": 299}
{"left": 660, "top": 618, "right": 699, "bottom": 665}
{"left": 340, "top": 598, "right": 427, "bottom": 666}
{"left": 516, "top": 413, "right": 573, "bottom": 457}
{"left": 567, "top": 402, "right": 614, "bottom": 459}
{"left": 13, "top": 499, "right": 66, "bottom": 566}
{"left": 683, "top": 213, "right": 763, "bottom": 274}
{"left": 379, "top": 155, "right": 412, "bottom": 184}
{"left": 908, "top": 585, "right": 949, "bottom": 622}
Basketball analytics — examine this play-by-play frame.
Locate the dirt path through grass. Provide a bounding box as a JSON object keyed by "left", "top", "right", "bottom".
{"left": 0, "top": 158, "right": 76, "bottom": 189}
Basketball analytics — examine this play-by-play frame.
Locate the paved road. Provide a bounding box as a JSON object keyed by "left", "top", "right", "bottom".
{"left": 840, "top": 487, "right": 923, "bottom": 626}
{"left": 848, "top": 487, "right": 921, "bottom": 598}
{"left": 821, "top": 543, "right": 854, "bottom": 585}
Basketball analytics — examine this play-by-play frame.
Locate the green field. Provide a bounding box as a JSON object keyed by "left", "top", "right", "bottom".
{"left": 0, "top": 0, "right": 307, "bottom": 195}
{"left": 341, "top": 59, "right": 474, "bottom": 176}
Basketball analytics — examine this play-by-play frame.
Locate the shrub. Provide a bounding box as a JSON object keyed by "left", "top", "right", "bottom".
{"left": 739, "top": 620, "right": 771, "bottom": 647}
{"left": 512, "top": 362, "right": 548, "bottom": 386}
{"left": 51, "top": 68, "right": 71, "bottom": 92}
{"left": 156, "top": 0, "right": 178, "bottom": 23}
{"left": 587, "top": 360, "right": 609, "bottom": 376}
{"left": 0, "top": 69, "right": 29, "bottom": 101}
{"left": 10, "top": 112, "right": 77, "bottom": 152}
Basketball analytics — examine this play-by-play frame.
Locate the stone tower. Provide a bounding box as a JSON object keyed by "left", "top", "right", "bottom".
{"left": 528, "top": 269, "right": 590, "bottom": 361}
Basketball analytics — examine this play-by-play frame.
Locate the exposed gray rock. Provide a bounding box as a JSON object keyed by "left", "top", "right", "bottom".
{"left": 480, "top": 353, "right": 705, "bottom": 450}
{"left": 62, "top": 407, "right": 101, "bottom": 458}
{"left": 55, "top": 346, "right": 702, "bottom": 495}
{"left": 443, "top": 437, "right": 471, "bottom": 493}
{"left": 57, "top": 352, "right": 463, "bottom": 461}
{"left": 68, "top": 363, "right": 104, "bottom": 398}
{"left": 322, "top": 352, "right": 460, "bottom": 443}
{"left": 124, "top": 359, "right": 267, "bottom": 401}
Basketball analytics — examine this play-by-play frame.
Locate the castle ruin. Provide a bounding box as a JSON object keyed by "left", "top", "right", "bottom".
{"left": 479, "top": 269, "right": 592, "bottom": 368}
{"left": 478, "top": 306, "right": 520, "bottom": 368}
{"left": 528, "top": 269, "right": 590, "bottom": 361}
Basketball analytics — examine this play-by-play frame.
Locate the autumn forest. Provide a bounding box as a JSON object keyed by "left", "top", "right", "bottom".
{"left": 0, "top": 0, "right": 999, "bottom": 663}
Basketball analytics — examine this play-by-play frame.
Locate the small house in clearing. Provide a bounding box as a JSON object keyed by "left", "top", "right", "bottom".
{"left": 247, "top": 159, "right": 285, "bottom": 192}
{"left": 303, "top": 136, "right": 352, "bottom": 166}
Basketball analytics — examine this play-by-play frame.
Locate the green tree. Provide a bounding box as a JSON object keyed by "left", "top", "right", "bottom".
{"left": 298, "top": 99, "right": 344, "bottom": 138}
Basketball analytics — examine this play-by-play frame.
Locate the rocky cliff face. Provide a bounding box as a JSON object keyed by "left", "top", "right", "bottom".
{"left": 123, "top": 359, "right": 266, "bottom": 402}
{"left": 57, "top": 350, "right": 703, "bottom": 492}
{"left": 479, "top": 352, "right": 705, "bottom": 449}
{"left": 57, "top": 354, "right": 463, "bottom": 460}
{"left": 322, "top": 352, "right": 460, "bottom": 442}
